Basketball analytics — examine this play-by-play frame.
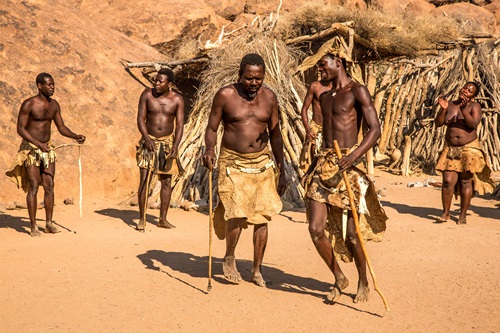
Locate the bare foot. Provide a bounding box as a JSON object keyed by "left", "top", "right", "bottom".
{"left": 158, "top": 221, "right": 176, "bottom": 229}
{"left": 435, "top": 213, "right": 450, "bottom": 223}
{"left": 45, "top": 222, "right": 60, "bottom": 234}
{"left": 251, "top": 269, "right": 268, "bottom": 287}
{"left": 30, "top": 226, "right": 41, "bottom": 237}
{"left": 457, "top": 216, "right": 467, "bottom": 225}
{"left": 326, "top": 275, "right": 349, "bottom": 302}
{"left": 222, "top": 256, "right": 241, "bottom": 284}
{"left": 353, "top": 282, "right": 370, "bottom": 303}
{"left": 136, "top": 219, "right": 145, "bottom": 232}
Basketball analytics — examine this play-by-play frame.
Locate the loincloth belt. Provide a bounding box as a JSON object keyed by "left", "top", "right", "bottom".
{"left": 136, "top": 134, "right": 184, "bottom": 176}
{"left": 435, "top": 138, "right": 494, "bottom": 195}
{"left": 5, "top": 140, "right": 56, "bottom": 193}
{"left": 299, "top": 119, "right": 323, "bottom": 172}
{"left": 305, "top": 148, "right": 387, "bottom": 263}
{"left": 213, "top": 146, "right": 282, "bottom": 240}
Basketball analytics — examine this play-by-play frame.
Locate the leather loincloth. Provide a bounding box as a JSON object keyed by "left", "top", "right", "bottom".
{"left": 5, "top": 140, "right": 56, "bottom": 193}
{"left": 435, "top": 138, "right": 494, "bottom": 195}
{"left": 213, "top": 146, "right": 282, "bottom": 240}
{"left": 305, "top": 148, "right": 387, "bottom": 263}
{"left": 136, "top": 134, "right": 184, "bottom": 176}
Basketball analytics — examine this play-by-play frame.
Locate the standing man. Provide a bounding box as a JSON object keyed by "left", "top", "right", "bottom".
{"left": 299, "top": 77, "right": 331, "bottom": 172}
{"left": 136, "top": 68, "right": 185, "bottom": 231}
{"left": 202, "top": 53, "right": 286, "bottom": 287}
{"left": 6, "top": 73, "right": 86, "bottom": 237}
{"left": 302, "top": 53, "right": 387, "bottom": 303}
{"left": 434, "top": 82, "right": 494, "bottom": 224}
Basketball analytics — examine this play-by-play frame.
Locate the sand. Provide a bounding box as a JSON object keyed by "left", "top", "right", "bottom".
{"left": 0, "top": 170, "right": 499, "bottom": 333}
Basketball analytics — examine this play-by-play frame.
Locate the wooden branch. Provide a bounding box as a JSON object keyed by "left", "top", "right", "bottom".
{"left": 125, "top": 57, "right": 208, "bottom": 69}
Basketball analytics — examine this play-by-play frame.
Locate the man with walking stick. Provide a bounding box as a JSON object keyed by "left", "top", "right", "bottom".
{"left": 202, "top": 53, "right": 286, "bottom": 287}
{"left": 136, "top": 68, "right": 184, "bottom": 231}
{"left": 300, "top": 50, "right": 388, "bottom": 305}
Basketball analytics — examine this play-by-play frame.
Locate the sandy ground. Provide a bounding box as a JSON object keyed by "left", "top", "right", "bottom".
{"left": 0, "top": 170, "right": 499, "bottom": 333}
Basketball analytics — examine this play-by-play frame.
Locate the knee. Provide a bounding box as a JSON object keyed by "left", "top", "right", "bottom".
{"left": 308, "top": 223, "right": 325, "bottom": 242}
{"left": 346, "top": 230, "right": 359, "bottom": 247}
{"left": 27, "top": 182, "right": 40, "bottom": 194}
{"left": 442, "top": 179, "right": 454, "bottom": 189}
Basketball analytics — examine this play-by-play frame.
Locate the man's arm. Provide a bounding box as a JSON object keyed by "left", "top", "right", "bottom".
{"left": 137, "top": 89, "right": 154, "bottom": 151}
{"left": 300, "top": 84, "right": 316, "bottom": 139}
{"left": 339, "top": 85, "right": 380, "bottom": 170}
{"left": 53, "top": 101, "right": 86, "bottom": 144}
{"left": 202, "top": 89, "right": 225, "bottom": 170}
{"left": 168, "top": 95, "right": 185, "bottom": 158}
{"left": 268, "top": 91, "right": 286, "bottom": 196}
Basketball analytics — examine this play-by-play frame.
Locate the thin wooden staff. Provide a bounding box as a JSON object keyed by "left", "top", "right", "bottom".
{"left": 333, "top": 140, "right": 390, "bottom": 311}
{"left": 142, "top": 165, "right": 152, "bottom": 233}
{"left": 78, "top": 145, "right": 82, "bottom": 218}
{"left": 207, "top": 163, "right": 214, "bottom": 292}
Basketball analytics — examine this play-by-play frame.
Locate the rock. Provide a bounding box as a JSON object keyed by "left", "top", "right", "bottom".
{"left": 14, "top": 201, "right": 27, "bottom": 209}
{"left": 407, "top": 182, "right": 424, "bottom": 188}
{"left": 432, "top": 2, "right": 497, "bottom": 34}
{"left": 0, "top": 203, "right": 6, "bottom": 213}
{"left": 170, "top": 201, "right": 180, "bottom": 209}
{"left": 377, "top": 189, "right": 388, "bottom": 198}
{"left": 6, "top": 203, "right": 16, "bottom": 210}
{"left": 129, "top": 197, "right": 138, "bottom": 207}
{"left": 281, "top": 199, "right": 294, "bottom": 212}
{"left": 64, "top": 197, "right": 75, "bottom": 205}
{"left": 149, "top": 201, "right": 160, "bottom": 210}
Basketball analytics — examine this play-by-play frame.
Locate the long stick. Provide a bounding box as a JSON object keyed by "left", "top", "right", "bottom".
{"left": 78, "top": 146, "right": 83, "bottom": 219}
{"left": 207, "top": 166, "right": 213, "bottom": 292}
{"left": 142, "top": 167, "right": 152, "bottom": 232}
{"left": 333, "top": 140, "right": 390, "bottom": 311}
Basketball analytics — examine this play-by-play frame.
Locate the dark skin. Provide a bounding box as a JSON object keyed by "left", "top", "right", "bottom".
{"left": 202, "top": 64, "right": 286, "bottom": 287}
{"left": 17, "top": 76, "right": 85, "bottom": 237}
{"left": 434, "top": 83, "right": 481, "bottom": 224}
{"left": 300, "top": 79, "right": 332, "bottom": 141}
{"left": 301, "top": 55, "right": 381, "bottom": 303}
{"left": 300, "top": 79, "right": 332, "bottom": 163}
{"left": 136, "top": 73, "right": 185, "bottom": 230}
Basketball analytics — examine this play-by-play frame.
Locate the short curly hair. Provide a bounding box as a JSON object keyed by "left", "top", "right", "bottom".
{"left": 36, "top": 73, "right": 52, "bottom": 85}
{"left": 239, "top": 53, "right": 266, "bottom": 76}
{"left": 157, "top": 68, "right": 175, "bottom": 84}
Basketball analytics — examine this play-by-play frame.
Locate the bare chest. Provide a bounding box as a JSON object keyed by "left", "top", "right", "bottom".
{"left": 30, "top": 103, "right": 57, "bottom": 121}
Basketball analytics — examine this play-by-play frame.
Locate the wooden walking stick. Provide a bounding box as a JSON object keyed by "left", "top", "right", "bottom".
{"left": 78, "top": 145, "right": 83, "bottom": 218}
{"left": 333, "top": 140, "right": 390, "bottom": 311}
{"left": 207, "top": 163, "right": 214, "bottom": 292}
{"left": 141, "top": 161, "right": 153, "bottom": 233}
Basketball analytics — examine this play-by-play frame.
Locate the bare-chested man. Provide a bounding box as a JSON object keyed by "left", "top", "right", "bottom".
{"left": 434, "top": 82, "right": 494, "bottom": 224}
{"left": 299, "top": 78, "right": 332, "bottom": 171}
{"left": 301, "top": 54, "right": 387, "bottom": 303}
{"left": 202, "top": 53, "right": 286, "bottom": 287}
{"left": 6, "top": 73, "right": 85, "bottom": 237}
{"left": 136, "top": 68, "right": 184, "bottom": 231}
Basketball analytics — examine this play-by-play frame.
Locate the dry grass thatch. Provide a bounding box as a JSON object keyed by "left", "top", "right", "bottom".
{"left": 275, "top": 4, "right": 463, "bottom": 57}
{"left": 149, "top": 32, "right": 309, "bottom": 209}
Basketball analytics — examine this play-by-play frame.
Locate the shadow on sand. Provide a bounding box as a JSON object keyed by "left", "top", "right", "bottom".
{"left": 95, "top": 208, "right": 159, "bottom": 229}
{"left": 0, "top": 212, "right": 31, "bottom": 235}
{"left": 136, "top": 250, "right": 381, "bottom": 315}
{"left": 381, "top": 200, "right": 445, "bottom": 221}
